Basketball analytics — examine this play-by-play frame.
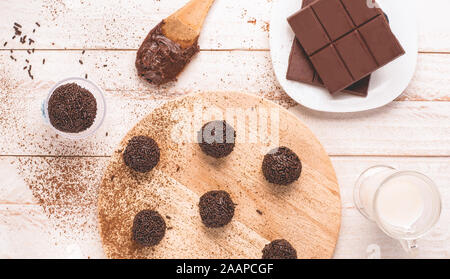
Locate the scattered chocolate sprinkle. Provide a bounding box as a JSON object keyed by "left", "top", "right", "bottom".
{"left": 33, "top": 29, "right": 36, "bottom": 33}
{"left": 262, "top": 239, "right": 297, "bottom": 259}
{"left": 197, "top": 120, "right": 236, "bottom": 158}
{"left": 199, "top": 190, "right": 235, "bottom": 228}
{"left": 27, "top": 65, "right": 34, "bottom": 80}
{"left": 28, "top": 38, "right": 35, "bottom": 45}
{"left": 35, "top": 22, "right": 40, "bottom": 27}
{"left": 256, "top": 209, "right": 263, "bottom": 215}
{"left": 14, "top": 22, "right": 22, "bottom": 28}
{"left": 103, "top": 64, "right": 107, "bottom": 67}
{"left": 262, "top": 147, "right": 302, "bottom": 185}
{"left": 79, "top": 59, "right": 83, "bottom": 65}
{"left": 23, "top": 66, "right": 27, "bottom": 70}
{"left": 123, "top": 136, "right": 160, "bottom": 173}
{"left": 132, "top": 210, "right": 166, "bottom": 247}
{"left": 85, "top": 74, "right": 88, "bottom": 79}
{"left": 42, "top": 59, "right": 45, "bottom": 64}
{"left": 9, "top": 55, "right": 16, "bottom": 61}
{"left": 82, "top": 50, "right": 85, "bottom": 55}
{"left": 48, "top": 83, "right": 97, "bottom": 133}
{"left": 27, "top": 49, "right": 31, "bottom": 54}
{"left": 3, "top": 42, "right": 7, "bottom": 47}
{"left": 25, "top": 59, "right": 29, "bottom": 63}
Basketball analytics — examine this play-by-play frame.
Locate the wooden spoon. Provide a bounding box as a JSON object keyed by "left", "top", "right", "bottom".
{"left": 161, "top": 0, "right": 215, "bottom": 49}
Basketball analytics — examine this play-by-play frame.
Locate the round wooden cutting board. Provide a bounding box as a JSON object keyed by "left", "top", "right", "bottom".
{"left": 98, "top": 91, "right": 341, "bottom": 259}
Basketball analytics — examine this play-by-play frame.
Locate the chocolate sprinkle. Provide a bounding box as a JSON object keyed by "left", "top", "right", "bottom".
{"left": 262, "top": 147, "right": 302, "bottom": 185}
{"left": 48, "top": 83, "right": 97, "bottom": 133}
{"left": 197, "top": 120, "right": 236, "bottom": 158}
{"left": 262, "top": 239, "right": 297, "bottom": 259}
{"left": 123, "top": 136, "right": 160, "bottom": 173}
{"left": 199, "top": 190, "right": 235, "bottom": 228}
{"left": 132, "top": 210, "right": 166, "bottom": 247}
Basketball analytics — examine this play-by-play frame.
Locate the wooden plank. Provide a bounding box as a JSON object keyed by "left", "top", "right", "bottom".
{"left": 0, "top": 50, "right": 293, "bottom": 102}
{"left": 0, "top": 0, "right": 449, "bottom": 52}
{"left": 289, "top": 101, "right": 450, "bottom": 157}
{"left": 1, "top": 50, "right": 448, "bottom": 102}
{"left": 1, "top": 54, "right": 449, "bottom": 157}
{"left": 0, "top": 51, "right": 449, "bottom": 157}
{"left": 1, "top": 156, "right": 448, "bottom": 258}
{"left": 0, "top": 0, "right": 271, "bottom": 51}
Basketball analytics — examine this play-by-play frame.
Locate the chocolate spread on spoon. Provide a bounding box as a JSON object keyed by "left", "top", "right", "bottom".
{"left": 135, "top": 21, "right": 200, "bottom": 85}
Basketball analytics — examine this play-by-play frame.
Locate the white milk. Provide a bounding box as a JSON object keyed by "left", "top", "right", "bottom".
{"left": 359, "top": 168, "right": 425, "bottom": 230}
{"left": 375, "top": 175, "right": 425, "bottom": 229}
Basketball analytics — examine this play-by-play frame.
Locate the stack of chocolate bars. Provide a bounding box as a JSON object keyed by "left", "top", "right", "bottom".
{"left": 286, "top": 0, "right": 405, "bottom": 96}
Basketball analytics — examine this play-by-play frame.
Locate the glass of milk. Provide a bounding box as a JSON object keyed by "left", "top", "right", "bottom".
{"left": 354, "top": 165, "right": 441, "bottom": 253}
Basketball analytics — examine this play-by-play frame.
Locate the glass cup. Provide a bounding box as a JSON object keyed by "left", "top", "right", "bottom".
{"left": 354, "top": 165, "right": 441, "bottom": 254}
{"left": 42, "top": 77, "right": 106, "bottom": 140}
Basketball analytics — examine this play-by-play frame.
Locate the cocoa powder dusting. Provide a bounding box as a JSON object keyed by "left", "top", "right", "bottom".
{"left": 13, "top": 157, "right": 107, "bottom": 243}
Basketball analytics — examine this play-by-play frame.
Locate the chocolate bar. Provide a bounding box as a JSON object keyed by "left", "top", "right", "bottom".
{"left": 286, "top": 0, "right": 370, "bottom": 96}
{"left": 288, "top": 0, "right": 405, "bottom": 94}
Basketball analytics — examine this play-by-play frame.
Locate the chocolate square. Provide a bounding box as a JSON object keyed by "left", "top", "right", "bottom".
{"left": 358, "top": 15, "right": 405, "bottom": 66}
{"left": 310, "top": 45, "right": 354, "bottom": 93}
{"left": 334, "top": 30, "right": 377, "bottom": 80}
{"left": 340, "top": 0, "right": 381, "bottom": 26}
{"left": 287, "top": 5, "right": 330, "bottom": 55}
{"left": 311, "top": 0, "right": 354, "bottom": 40}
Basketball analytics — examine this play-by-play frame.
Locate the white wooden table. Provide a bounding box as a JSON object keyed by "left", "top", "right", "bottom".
{"left": 0, "top": 0, "right": 448, "bottom": 259}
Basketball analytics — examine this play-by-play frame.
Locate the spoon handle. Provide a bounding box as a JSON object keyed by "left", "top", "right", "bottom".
{"left": 168, "top": 0, "right": 215, "bottom": 32}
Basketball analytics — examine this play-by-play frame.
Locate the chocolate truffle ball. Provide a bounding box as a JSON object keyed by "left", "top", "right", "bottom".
{"left": 132, "top": 210, "right": 166, "bottom": 247}
{"left": 48, "top": 83, "right": 97, "bottom": 133}
{"left": 199, "top": 190, "right": 235, "bottom": 228}
{"left": 197, "top": 120, "right": 236, "bottom": 158}
{"left": 262, "top": 239, "right": 297, "bottom": 259}
{"left": 123, "top": 136, "right": 160, "bottom": 173}
{"left": 262, "top": 147, "right": 302, "bottom": 185}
